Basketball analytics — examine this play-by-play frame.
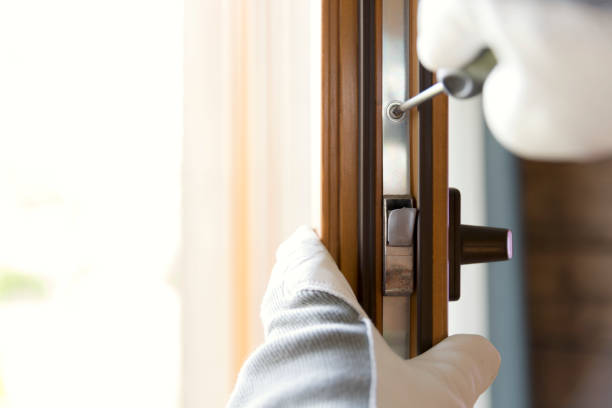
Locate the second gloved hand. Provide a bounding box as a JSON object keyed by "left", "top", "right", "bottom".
{"left": 229, "top": 227, "right": 500, "bottom": 407}
{"left": 418, "top": 0, "right": 612, "bottom": 161}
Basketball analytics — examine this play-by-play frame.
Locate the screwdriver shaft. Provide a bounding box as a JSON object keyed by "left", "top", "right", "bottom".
{"left": 396, "top": 82, "right": 445, "bottom": 113}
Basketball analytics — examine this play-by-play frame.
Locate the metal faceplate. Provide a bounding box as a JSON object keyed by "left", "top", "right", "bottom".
{"left": 384, "top": 197, "right": 416, "bottom": 297}
{"left": 382, "top": 0, "right": 412, "bottom": 359}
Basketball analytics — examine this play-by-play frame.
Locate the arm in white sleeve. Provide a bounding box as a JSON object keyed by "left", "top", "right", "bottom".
{"left": 228, "top": 227, "right": 500, "bottom": 407}
{"left": 418, "top": 0, "right": 612, "bottom": 161}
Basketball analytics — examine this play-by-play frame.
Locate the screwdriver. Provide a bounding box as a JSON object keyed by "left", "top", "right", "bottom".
{"left": 389, "top": 49, "right": 496, "bottom": 119}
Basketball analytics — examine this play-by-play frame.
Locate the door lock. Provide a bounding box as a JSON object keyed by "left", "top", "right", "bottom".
{"left": 383, "top": 190, "right": 512, "bottom": 301}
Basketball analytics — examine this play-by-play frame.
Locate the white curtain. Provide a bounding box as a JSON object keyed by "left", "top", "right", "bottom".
{"left": 183, "top": 0, "right": 321, "bottom": 405}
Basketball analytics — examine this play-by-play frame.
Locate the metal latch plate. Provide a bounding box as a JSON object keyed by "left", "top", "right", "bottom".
{"left": 384, "top": 196, "right": 417, "bottom": 296}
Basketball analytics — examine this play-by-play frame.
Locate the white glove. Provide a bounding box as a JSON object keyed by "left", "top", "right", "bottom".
{"left": 418, "top": 0, "right": 612, "bottom": 161}
{"left": 229, "top": 227, "right": 500, "bottom": 407}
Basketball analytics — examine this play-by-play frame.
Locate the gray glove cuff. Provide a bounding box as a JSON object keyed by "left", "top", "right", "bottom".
{"left": 228, "top": 289, "right": 372, "bottom": 407}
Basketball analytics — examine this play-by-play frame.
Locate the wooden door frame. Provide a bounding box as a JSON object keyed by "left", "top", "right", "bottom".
{"left": 321, "top": 0, "right": 448, "bottom": 355}
{"left": 321, "top": 0, "right": 360, "bottom": 299}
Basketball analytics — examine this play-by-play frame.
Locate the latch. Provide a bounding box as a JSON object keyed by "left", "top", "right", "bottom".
{"left": 383, "top": 196, "right": 417, "bottom": 296}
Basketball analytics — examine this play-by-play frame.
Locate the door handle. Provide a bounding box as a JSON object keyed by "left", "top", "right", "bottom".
{"left": 448, "top": 188, "right": 512, "bottom": 301}
{"left": 382, "top": 189, "right": 513, "bottom": 302}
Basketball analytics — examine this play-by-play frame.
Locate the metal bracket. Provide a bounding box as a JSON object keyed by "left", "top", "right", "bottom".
{"left": 381, "top": 0, "right": 411, "bottom": 359}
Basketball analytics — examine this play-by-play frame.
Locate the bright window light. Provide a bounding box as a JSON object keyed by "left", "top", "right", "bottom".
{"left": 0, "top": 0, "right": 183, "bottom": 407}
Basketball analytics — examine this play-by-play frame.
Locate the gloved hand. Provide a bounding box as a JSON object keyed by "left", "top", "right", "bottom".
{"left": 417, "top": 0, "right": 612, "bottom": 161}
{"left": 228, "top": 227, "right": 500, "bottom": 407}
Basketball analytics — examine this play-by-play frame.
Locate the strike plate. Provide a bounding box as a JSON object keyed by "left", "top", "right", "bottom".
{"left": 383, "top": 196, "right": 416, "bottom": 296}
{"left": 381, "top": 0, "right": 412, "bottom": 359}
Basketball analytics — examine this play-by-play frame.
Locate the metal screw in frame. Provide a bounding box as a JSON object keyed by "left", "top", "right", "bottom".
{"left": 386, "top": 101, "right": 406, "bottom": 122}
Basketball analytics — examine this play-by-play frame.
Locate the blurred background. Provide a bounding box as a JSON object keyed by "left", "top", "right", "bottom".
{"left": 1, "top": 0, "right": 611, "bottom": 407}
{"left": 1, "top": 0, "right": 319, "bottom": 406}
{"left": 0, "top": 0, "right": 182, "bottom": 406}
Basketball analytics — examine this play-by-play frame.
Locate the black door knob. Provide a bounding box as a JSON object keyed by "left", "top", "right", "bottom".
{"left": 460, "top": 224, "right": 512, "bottom": 265}
{"left": 449, "top": 188, "right": 512, "bottom": 301}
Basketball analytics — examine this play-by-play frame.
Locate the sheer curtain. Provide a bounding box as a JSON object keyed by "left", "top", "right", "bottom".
{"left": 0, "top": 0, "right": 319, "bottom": 406}
{"left": 183, "top": 0, "right": 321, "bottom": 405}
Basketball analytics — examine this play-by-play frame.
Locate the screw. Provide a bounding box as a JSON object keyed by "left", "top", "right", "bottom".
{"left": 386, "top": 101, "right": 405, "bottom": 122}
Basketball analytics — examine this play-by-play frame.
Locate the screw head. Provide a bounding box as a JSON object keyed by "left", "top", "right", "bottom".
{"left": 386, "top": 101, "right": 405, "bottom": 122}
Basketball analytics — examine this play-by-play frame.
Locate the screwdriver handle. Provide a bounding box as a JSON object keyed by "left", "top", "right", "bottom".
{"left": 437, "top": 48, "right": 497, "bottom": 99}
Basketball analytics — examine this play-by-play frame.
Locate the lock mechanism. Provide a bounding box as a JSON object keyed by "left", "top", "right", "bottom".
{"left": 383, "top": 190, "right": 512, "bottom": 300}
{"left": 383, "top": 196, "right": 417, "bottom": 296}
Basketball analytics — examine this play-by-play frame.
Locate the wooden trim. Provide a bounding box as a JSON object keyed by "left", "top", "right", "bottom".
{"left": 431, "top": 89, "right": 449, "bottom": 346}
{"left": 408, "top": 0, "right": 449, "bottom": 355}
{"left": 408, "top": 0, "right": 420, "bottom": 357}
{"left": 373, "top": 0, "right": 383, "bottom": 329}
{"left": 321, "top": 0, "right": 340, "bottom": 263}
{"left": 321, "top": 0, "right": 360, "bottom": 294}
{"left": 357, "top": 0, "right": 383, "bottom": 328}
